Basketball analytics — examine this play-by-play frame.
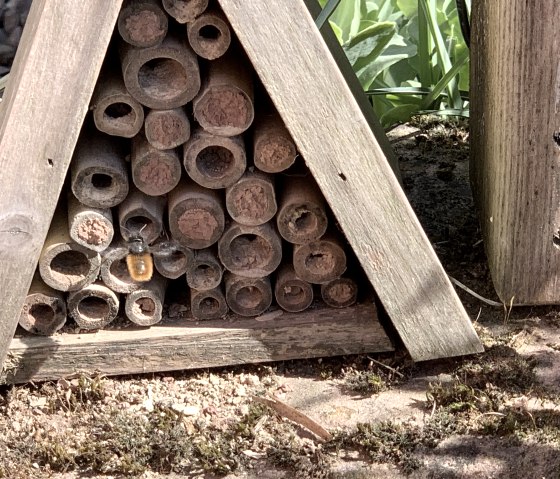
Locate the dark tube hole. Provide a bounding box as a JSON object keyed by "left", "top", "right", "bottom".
{"left": 91, "top": 173, "right": 113, "bottom": 189}
{"left": 105, "top": 102, "right": 133, "bottom": 119}
{"left": 199, "top": 25, "right": 221, "bottom": 41}
{"left": 78, "top": 297, "right": 110, "bottom": 319}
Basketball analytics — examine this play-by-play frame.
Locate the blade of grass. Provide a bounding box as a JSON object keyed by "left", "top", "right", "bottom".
{"left": 420, "top": 48, "right": 469, "bottom": 108}
{"left": 419, "top": 0, "right": 462, "bottom": 108}
{"left": 417, "top": 0, "right": 431, "bottom": 88}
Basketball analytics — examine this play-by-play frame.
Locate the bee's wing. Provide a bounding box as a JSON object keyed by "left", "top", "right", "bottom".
{"left": 151, "top": 240, "right": 180, "bottom": 258}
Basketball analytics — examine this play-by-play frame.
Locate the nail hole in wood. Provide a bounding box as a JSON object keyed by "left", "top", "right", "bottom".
{"left": 47, "top": 158, "right": 53, "bottom": 167}
{"left": 338, "top": 172, "right": 347, "bottom": 181}
{"left": 553, "top": 131, "right": 560, "bottom": 148}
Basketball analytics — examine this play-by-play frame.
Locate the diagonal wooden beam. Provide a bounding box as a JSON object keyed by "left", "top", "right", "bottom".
{"left": 0, "top": 0, "right": 123, "bottom": 371}
{"left": 218, "top": 0, "right": 483, "bottom": 360}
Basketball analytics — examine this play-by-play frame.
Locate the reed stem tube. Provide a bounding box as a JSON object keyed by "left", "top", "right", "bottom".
{"left": 70, "top": 131, "right": 129, "bottom": 208}
{"left": 131, "top": 134, "right": 182, "bottom": 196}
{"left": 91, "top": 68, "right": 144, "bottom": 138}
{"left": 168, "top": 180, "right": 225, "bottom": 249}
{"left": 125, "top": 274, "right": 167, "bottom": 326}
{"left": 183, "top": 128, "right": 246, "bottom": 189}
{"left": 185, "top": 247, "right": 222, "bottom": 290}
{"left": 121, "top": 32, "right": 200, "bottom": 109}
{"left": 321, "top": 277, "right": 358, "bottom": 308}
{"left": 19, "top": 274, "right": 67, "bottom": 335}
{"left": 225, "top": 170, "right": 277, "bottom": 226}
{"left": 67, "top": 282, "right": 120, "bottom": 330}
{"left": 118, "top": 187, "right": 166, "bottom": 244}
{"left": 253, "top": 111, "right": 297, "bottom": 173}
{"left": 225, "top": 273, "right": 272, "bottom": 317}
{"left": 100, "top": 242, "right": 141, "bottom": 294}
{"left": 68, "top": 194, "right": 114, "bottom": 252}
{"left": 218, "top": 221, "right": 282, "bottom": 278}
{"left": 292, "top": 233, "right": 347, "bottom": 284}
{"left": 274, "top": 264, "right": 313, "bottom": 313}
{"left": 192, "top": 51, "right": 254, "bottom": 136}
{"left": 190, "top": 286, "right": 228, "bottom": 320}
{"left": 186, "top": 8, "right": 231, "bottom": 60}
{"left": 118, "top": 0, "right": 168, "bottom": 48}
{"left": 276, "top": 175, "right": 328, "bottom": 244}
{"left": 162, "top": 0, "right": 208, "bottom": 23}
{"left": 39, "top": 207, "right": 101, "bottom": 292}
{"left": 153, "top": 239, "right": 194, "bottom": 279}
{"left": 144, "top": 106, "right": 190, "bottom": 150}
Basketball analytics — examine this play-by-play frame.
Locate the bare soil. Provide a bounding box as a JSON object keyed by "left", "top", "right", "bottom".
{"left": 2, "top": 118, "right": 560, "bottom": 479}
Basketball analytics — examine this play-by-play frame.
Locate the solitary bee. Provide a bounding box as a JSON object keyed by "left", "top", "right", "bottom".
{"left": 126, "top": 234, "right": 154, "bottom": 282}
{"left": 126, "top": 233, "right": 180, "bottom": 282}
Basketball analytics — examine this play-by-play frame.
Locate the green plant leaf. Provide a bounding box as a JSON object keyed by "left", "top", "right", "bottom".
{"left": 344, "top": 21, "right": 396, "bottom": 72}
{"left": 396, "top": 0, "right": 417, "bottom": 18}
{"left": 380, "top": 103, "right": 421, "bottom": 127}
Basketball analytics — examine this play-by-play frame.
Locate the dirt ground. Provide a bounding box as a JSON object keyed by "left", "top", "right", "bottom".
{"left": 2, "top": 118, "right": 560, "bottom": 478}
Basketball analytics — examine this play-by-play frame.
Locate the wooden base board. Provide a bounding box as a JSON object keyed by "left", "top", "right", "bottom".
{"left": 1, "top": 302, "right": 392, "bottom": 384}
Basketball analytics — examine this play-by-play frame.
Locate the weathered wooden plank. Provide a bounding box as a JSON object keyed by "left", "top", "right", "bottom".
{"left": 218, "top": 0, "right": 483, "bottom": 360}
{"left": 0, "top": 0, "right": 123, "bottom": 371}
{"left": 470, "top": 1, "right": 560, "bottom": 304}
{"left": 1, "top": 303, "right": 392, "bottom": 384}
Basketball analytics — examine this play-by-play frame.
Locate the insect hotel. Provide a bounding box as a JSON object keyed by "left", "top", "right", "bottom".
{"left": 0, "top": 0, "right": 482, "bottom": 383}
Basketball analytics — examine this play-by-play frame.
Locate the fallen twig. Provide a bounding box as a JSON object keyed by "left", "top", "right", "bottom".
{"left": 252, "top": 394, "right": 332, "bottom": 442}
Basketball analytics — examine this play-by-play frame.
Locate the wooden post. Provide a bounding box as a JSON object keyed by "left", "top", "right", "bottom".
{"left": 470, "top": 1, "right": 560, "bottom": 304}
{"left": 217, "top": 0, "right": 483, "bottom": 360}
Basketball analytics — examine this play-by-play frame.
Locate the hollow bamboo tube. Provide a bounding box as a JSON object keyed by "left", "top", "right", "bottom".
{"left": 131, "top": 134, "right": 182, "bottom": 196}
{"left": 125, "top": 274, "right": 167, "bottom": 326}
{"left": 100, "top": 242, "right": 141, "bottom": 293}
{"left": 19, "top": 274, "right": 67, "bottom": 335}
{"left": 225, "top": 273, "right": 272, "bottom": 317}
{"left": 225, "top": 170, "right": 277, "bottom": 226}
{"left": 186, "top": 8, "right": 231, "bottom": 60}
{"left": 118, "top": 0, "right": 168, "bottom": 48}
{"left": 162, "top": 0, "right": 208, "bottom": 24}
{"left": 68, "top": 194, "right": 114, "bottom": 252}
{"left": 276, "top": 175, "right": 328, "bottom": 244}
{"left": 190, "top": 286, "right": 228, "bottom": 320}
{"left": 253, "top": 111, "right": 297, "bottom": 173}
{"left": 185, "top": 247, "right": 222, "bottom": 290}
{"left": 168, "top": 180, "right": 225, "bottom": 249}
{"left": 274, "top": 264, "right": 313, "bottom": 313}
{"left": 120, "top": 33, "right": 200, "bottom": 109}
{"left": 293, "top": 233, "right": 347, "bottom": 284}
{"left": 118, "top": 187, "right": 166, "bottom": 244}
{"left": 183, "top": 128, "right": 246, "bottom": 189}
{"left": 70, "top": 131, "right": 129, "bottom": 208}
{"left": 321, "top": 277, "right": 358, "bottom": 308}
{"left": 39, "top": 207, "right": 101, "bottom": 292}
{"left": 67, "top": 282, "right": 119, "bottom": 330}
{"left": 91, "top": 68, "right": 144, "bottom": 138}
{"left": 218, "top": 221, "right": 282, "bottom": 278}
{"left": 144, "top": 107, "right": 190, "bottom": 150}
{"left": 153, "top": 239, "right": 194, "bottom": 279}
{"left": 192, "top": 51, "right": 254, "bottom": 136}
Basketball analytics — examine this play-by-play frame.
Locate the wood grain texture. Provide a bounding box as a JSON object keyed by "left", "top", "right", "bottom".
{"left": 1, "top": 303, "right": 392, "bottom": 384}
{"left": 0, "top": 0, "right": 123, "bottom": 371}
{"left": 218, "top": 0, "right": 483, "bottom": 360}
{"left": 470, "top": 1, "right": 560, "bottom": 304}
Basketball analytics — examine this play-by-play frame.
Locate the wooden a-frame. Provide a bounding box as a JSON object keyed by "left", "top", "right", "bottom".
{"left": 0, "top": 0, "right": 482, "bottom": 376}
